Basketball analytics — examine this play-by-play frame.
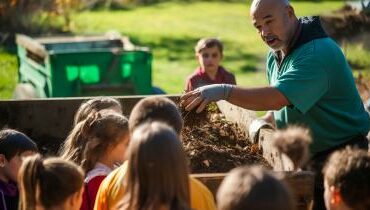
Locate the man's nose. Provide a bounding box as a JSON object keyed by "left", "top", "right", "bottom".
{"left": 261, "top": 25, "right": 271, "bottom": 37}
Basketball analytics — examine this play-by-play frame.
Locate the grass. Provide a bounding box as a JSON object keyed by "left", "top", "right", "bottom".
{"left": 72, "top": 1, "right": 345, "bottom": 93}
{"left": 0, "top": 48, "right": 18, "bottom": 98}
{"left": 2, "top": 1, "right": 368, "bottom": 99}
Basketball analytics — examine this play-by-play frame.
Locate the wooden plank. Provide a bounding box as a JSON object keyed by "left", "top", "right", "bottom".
{"left": 216, "top": 100, "right": 257, "bottom": 139}
{"left": 0, "top": 95, "right": 180, "bottom": 144}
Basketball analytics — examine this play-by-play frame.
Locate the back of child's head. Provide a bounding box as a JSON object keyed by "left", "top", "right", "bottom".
{"left": 195, "top": 38, "right": 223, "bottom": 54}
{"left": 128, "top": 96, "right": 183, "bottom": 134}
{"left": 18, "top": 154, "right": 84, "bottom": 210}
{"left": 74, "top": 97, "right": 122, "bottom": 125}
{"left": 0, "top": 129, "right": 38, "bottom": 161}
{"left": 217, "top": 166, "right": 295, "bottom": 210}
{"left": 60, "top": 112, "right": 129, "bottom": 172}
{"left": 323, "top": 147, "right": 370, "bottom": 210}
{"left": 123, "top": 122, "right": 190, "bottom": 210}
{"left": 273, "top": 126, "right": 312, "bottom": 169}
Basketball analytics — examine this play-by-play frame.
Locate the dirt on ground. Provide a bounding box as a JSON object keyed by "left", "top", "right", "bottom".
{"left": 356, "top": 73, "right": 370, "bottom": 102}
{"left": 181, "top": 104, "right": 271, "bottom": 173}
{"left": 321, "top": 5, "right": 370, "bottom": 42}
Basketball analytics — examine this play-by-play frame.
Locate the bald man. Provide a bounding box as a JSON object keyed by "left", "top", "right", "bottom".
{"left": 181, "top": 0, "right": 370, "bottom": 209}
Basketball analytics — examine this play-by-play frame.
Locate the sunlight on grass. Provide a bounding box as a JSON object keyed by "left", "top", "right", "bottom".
{"left": 0, "top": 49, "right": 17, "bottom": 98}
{"left": 72, "top": 1, "right": 344, "bottom": 94}
{"left": 0, "top": 1, "right": 351, "bottom": 98}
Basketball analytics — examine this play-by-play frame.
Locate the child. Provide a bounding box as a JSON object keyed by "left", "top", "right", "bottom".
{"left": 0, "top": 129, "right": 38, "bottom": 210}
{"left": 323, "top": 148, "right": 370, "bottom": 210}
{"left": 60, "top": 112, "right": 129, "bottom": 210}
{"left": 73, "top": 96, "right": 122, "bottom": 125}
{"left": 94, "top": 96, "right": 216, "bottom": 210}
{"left": 185, "top": 38, "right": 236, "bottom": 92}
{"left": 18, "top": 154, "right": 84, "bottom": 210}
{"left": 217, "top": 166, "right": 294, "bottom": 210}
{"left": 273, "top": 126, "right": 312, "bottom": 170}
{"left": 120, "top": 122, "right": 191, "bottom": 210}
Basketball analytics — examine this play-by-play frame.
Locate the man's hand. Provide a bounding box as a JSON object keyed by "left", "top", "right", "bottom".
{"left": 180, "top": 84, "right": 234, "bottom": 113}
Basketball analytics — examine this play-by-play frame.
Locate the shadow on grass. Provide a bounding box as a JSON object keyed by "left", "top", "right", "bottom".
{"left": 131, "top": 36, "right": 260, "bottom": 72}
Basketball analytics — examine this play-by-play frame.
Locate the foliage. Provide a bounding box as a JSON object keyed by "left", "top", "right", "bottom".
{"left": 0, "top": 0, "right": 79, "bottom": 33}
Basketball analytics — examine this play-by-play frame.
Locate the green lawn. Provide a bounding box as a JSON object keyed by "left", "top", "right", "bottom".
{"left": 2, "top": 1, "right": 366, "bottom": 98}
{"left": 0, "top": 48, "right": 17, "bottom": 98}
{"left": 72, "top": 1, "right": 345, "bottom": 93}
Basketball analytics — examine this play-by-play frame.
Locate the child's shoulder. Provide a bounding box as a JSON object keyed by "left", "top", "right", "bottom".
{"left": 186, "top": 69, "right": 203, "bottom": 83}
{"left": 219, "top": 66, "right": 234, "bottom": 76}
{"left": 219, "top": 67, "right": 236, "bottom": 84}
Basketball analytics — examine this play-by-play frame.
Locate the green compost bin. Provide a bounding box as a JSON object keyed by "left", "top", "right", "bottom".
{"left": 15, "top": 34, "right": 153, "bottom": 98}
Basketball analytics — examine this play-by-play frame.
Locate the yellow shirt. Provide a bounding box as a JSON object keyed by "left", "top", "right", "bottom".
{"left": 94, "top": 162, "right": 216, "bottom": 210}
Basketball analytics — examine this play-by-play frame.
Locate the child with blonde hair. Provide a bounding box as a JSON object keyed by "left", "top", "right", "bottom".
{"left": 0, "top": 129, "right": 38, "bottom": 210}
{"left": 60, "top": 112, "right": 129, "bottom": 210}
{"left": 18, "top": 154, "right": 84, "bottom": 210}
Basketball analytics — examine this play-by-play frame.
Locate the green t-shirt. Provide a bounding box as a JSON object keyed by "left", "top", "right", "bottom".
{"left": 267, "top": 37, "right": 370, "bottom": 155}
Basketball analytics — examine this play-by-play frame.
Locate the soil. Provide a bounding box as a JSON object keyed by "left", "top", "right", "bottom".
{"left": 181, "top": 103, "right": 271, "bottom": 173}
{"left": 321, "top": 5, "right": 370, "bottom": 42}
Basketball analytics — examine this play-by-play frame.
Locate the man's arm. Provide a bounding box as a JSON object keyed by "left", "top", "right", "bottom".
{"left": 228, "top": 86, "right": 290, "bottom": 111}
{"left": 181, "top": 84, "right": 290, "bottom": 113}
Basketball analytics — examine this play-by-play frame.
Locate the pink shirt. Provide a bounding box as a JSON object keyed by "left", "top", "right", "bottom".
{"left": 185, "top": 66, "right": 236, "bottom": 92}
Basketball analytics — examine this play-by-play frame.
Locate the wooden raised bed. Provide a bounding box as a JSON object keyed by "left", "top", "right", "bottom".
{"left": 0, "top": 96, "right": 313, "bottom": 210}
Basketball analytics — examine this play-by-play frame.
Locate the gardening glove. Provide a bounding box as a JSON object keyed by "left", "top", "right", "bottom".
{"left": 198, "top": 84, "right": 234, "bottom": 102}
{"left": 181, "top": 84, "right": 234, "bottom": 113}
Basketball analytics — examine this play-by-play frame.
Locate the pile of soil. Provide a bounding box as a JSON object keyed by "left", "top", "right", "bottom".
{"left": 181, "top": 104, "right": 271, "bottom": 173}
{"left": 321, "top": 5, "right": 370, "bottom": 103}
{"left": 321, "top": 5, "right": 370, "bottom": 41}
{"left": 356, "top": 73, "right": 370, "bottom": 103}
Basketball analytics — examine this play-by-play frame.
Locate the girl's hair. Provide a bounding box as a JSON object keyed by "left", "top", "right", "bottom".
{"left": 60, "top": 112, "right": 129, "bottom": 172}
{"left": 122, "top": 122, "right": 190, "bottom": 210}
{"left": 217, "top": 166, "right": 294, "bottom": 210}
{"left": 74, "top": 97, "right": 122, "bottom": 125}
{"left": 0, "top": 129, "right": 38, "bottom": 160}
{"left": 18, "top": 154, "right": 84, "bottom": 210}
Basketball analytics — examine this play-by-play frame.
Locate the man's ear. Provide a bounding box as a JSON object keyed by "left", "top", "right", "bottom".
{"left": 286, "top": 5, "right": 295, "bottom": 18}
{"left": 0, "top": 154, "right": 7, "bottom": 167}
{"left": 330, "top": 186, "right": 343, "bottom": 205}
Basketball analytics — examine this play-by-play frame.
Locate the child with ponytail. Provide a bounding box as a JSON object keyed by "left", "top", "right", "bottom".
{"left": 60, "top": 111, "right": 129, "bottom": 210}
{"left": 18, "top": 154, "right": 84, "bottom": 210}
